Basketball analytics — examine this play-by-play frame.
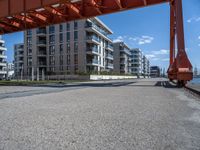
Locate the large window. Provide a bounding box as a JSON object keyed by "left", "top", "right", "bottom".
{"left": 59, "top": 24, "right": 63, "bottom": 32}
{"left": 49, "top": 56, "right": 55, "bottom": 65}
{"left": 67, "top": 55, "right": 70, "bottom": 65}
{"left": 49, "top": 45, "right": 55, "bottom": 55}
{"left": 59, "top": 33, "right": 63, "bottom": 43}
{"left": 74, "top": 54, "right": 78, "bottom": 64}
{"left": 49, "top": 35, "right": 55, "bottom": 44}
{"left": 60, "top": 44, "right": 63, "bottom": 54}
{"left": 66, "top": 23, "right": 70, "bottom": 31}
{"left": 74, "top": 31, "right": 78, "bottom": 41}
{"left": 67, "top": 32, "right": 70, "bottom": 42}
{"left": 74, "top": 42, "right": 78, "bottom": 53}
{"left": 74, "top": 21, "right": 78, "bottom": 30}
{"left": 49, "top": 25, "right": 55, "bottom": 34}
{"left": 67, "top": 43, "right": 70, "bottom": 54}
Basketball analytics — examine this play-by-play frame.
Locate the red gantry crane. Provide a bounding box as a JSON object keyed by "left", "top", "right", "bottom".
{"left": 0, "top": 0, "right": 193, "bottom": 85}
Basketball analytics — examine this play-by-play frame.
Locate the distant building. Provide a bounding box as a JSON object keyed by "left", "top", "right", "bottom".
{"left": 5, "top": 63, "right": 14, "bottom": 79}
{"left": 0, "top": 35, "right": 7, "bottom": 80}
{"left": 113, "top": 42, "right": 132, "bottom": 74}
{"left": 14, "top": 43, "right": 24, "bottom": 78}
{"left": 142, "top": 55, "right": 150, "bottom": 77}
{"left": 130, "top": 48, "right": 143, "bottom": 76}
{"left": 150, "top": 66, "right": 160, "bottom": 77}
{"left": 193, "top": 66, "right": 198, "bottom": 77}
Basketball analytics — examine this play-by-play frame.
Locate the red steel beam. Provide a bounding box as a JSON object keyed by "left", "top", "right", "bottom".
{"left": 0, "top": 0, "right": 169, "bottom": 34}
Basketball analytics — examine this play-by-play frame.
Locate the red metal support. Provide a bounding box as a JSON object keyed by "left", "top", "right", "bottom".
{"left": 168, "top": 0, "right": 193, "bottom": 85}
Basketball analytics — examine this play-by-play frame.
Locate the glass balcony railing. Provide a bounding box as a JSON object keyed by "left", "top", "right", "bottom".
{"left": 106, "top": 44, "right": 113, "bottom": 50}
{"left": 85, "top": 23, "right": 108, "bottom": 36}
{"left": 87, "top": 59, "right": 99, "bottom": 65}
{"left": 87, "top": 35, "right": 100, "bottom": 43}
{"left": 106, "top": 53, "right": 113, "bottom": 59}
{"left": 37, "top": 41, "right": 46, "bottom": 45}
{"left": 37, "top": 29, "right": 46, "bottom": 34}
{"left": 87, "top": 47, "right": 98, "bottom": 53}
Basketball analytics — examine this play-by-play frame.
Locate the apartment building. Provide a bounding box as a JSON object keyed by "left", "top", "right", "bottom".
{"left": 14, "top": 43, "right": 24, "bottom": 78}
{"left": 142, "top": 55, "right": 150, "bottom": 77}
{"left": 113, "top": 42, "right": 132, "bottom": 74}
{"left": 150, "top": 66, "right": 160, "bottom": 77}
{"left": 130, "top": 48, "right": 143, "bottom": 76}
{"left": 0, "top": 35, "right": 7, "bottom": 79}
{"left": 23, "top": 17, "right": 113, "bottom": 78}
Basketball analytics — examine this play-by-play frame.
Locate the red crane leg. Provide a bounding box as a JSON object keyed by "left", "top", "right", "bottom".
{"left": 174, "top": 0, "right": 193, "bottom": 85}
{"left": 168, "top": 0, "right": 176, "bottom": 81}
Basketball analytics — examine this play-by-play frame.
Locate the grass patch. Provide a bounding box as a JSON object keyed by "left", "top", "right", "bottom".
{"left": 0, "top": 80, "right": 85, "bottom": 86}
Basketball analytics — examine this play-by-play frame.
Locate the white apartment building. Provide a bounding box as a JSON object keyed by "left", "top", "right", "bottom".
{"left": 0, "top": 35, "right": 7, "bottom": 79}
{"left": 22, "top": 17, "right": 113, "bottom": 78}
{"left": 130, "top": 48, "right": 143, "bottom": 76}
{"left": 113, "top": 42, "right": 132, "bottom": 74}
{"left": 142, "top": 55, "right": 150, "bottom": 77}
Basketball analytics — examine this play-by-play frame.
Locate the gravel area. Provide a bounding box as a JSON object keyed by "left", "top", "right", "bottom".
{"left": 0, "top": 78, "right": 200, "bottom": 150}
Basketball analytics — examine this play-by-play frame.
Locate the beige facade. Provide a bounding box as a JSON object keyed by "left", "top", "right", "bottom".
{"left": 23, "top": 17, "right": 113, "bottom": 78}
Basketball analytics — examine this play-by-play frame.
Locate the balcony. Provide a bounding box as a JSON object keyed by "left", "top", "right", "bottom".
{"left": 0, "top": 55, "right": 7, "bottom": 59}
{"left": 105, "top": 44, "right": 113, "bottom": 51}
{"left": 38, "top": 62, "right": 47, "bottom": 67}
{"left": 106, "top": 63, "right": 113, "bottom": 69}
{"left": 86, "top": 47, "right": 99, "bottom": 55}
{"left": 37, "top": 51, "right": 47, "bottom": 57}
{"left": 85, "top": 23, "right": 112, "bottom": 42}
{"left": 37, "top": 29, "right": 46, "bottom": 36}
{"left": 0, "top": 70, "right": 6, "bottom": 74}
{"left": 87, "top": 59, "right": 99, "bottom": 66}
{"left": 0, "top": 62, "right": 6, "bottom": 67}
{"left": 0, "top": 46, "right": 7, "bottom": 51}
{"left": 105, "top": 53, "right": 113, "bottom": 60}
{"left": 86, "top": 35, "right": 100, "bottom": 44}
{"left": 37, "top": 40, "right": 46, "bottom": 46}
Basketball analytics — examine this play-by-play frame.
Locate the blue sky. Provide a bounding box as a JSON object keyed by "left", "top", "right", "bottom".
{"left": 2, "top": 0, "right": 200, "bottom": 70}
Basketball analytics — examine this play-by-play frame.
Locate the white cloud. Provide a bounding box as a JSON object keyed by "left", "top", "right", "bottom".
{"left": 152, "top": 49, "right": 169, "bottom": 55}
{"left": 113, "top": 36, "right": 124, "bottom": 43}
{"left": 113, "top": 35, "right": 154, "bottom": 45}
{"left": 198, "top": 36, "right": 200, "bottom": 40}
{"left": 187, "top": 17, "right": 200, "bottom": 23}
{"left": 162, "top": 58, "right": 169, "bottom": 62}
{"left": 146, "top": 54, "right": 156, "bottom": 59}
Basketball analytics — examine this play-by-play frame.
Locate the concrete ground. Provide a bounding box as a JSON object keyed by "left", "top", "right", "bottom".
{"left": 0, "top": 78, "right": 200, "bottom": 150}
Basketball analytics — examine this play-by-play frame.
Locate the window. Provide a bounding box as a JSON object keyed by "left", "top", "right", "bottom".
{"left": 49, "top": 25, "right": 55, "bottom": 34}
{"left": 27, "top": 37, "right": 32, "bottom": 44}
{"left": 60, "top": 55, "right": 63, "bottom": 65}
{"left": 59, "top": 33, "right": 63, "bottom": 43}
{"left": 49, "top": 45, "right": 55, "bottom": 55}
{"left": 49, "top": 35, "right": 55, "bottom": 44}
{"left": 74, "top": 31, "right": 78, "bottom": 41}
{"left": 60, "top": 44, "right": 63, "bottom": 54}
{"left": 74, "top": 21, "right": 78, "bottom": 30}
{"left": 67, "top": 32, "right": 70, "bottom": 42}
{"left": 27, "top": 30, "right": 32, "bottom": 36}
{"left": 67, "top": 43, "right": 70, "bottom": 54}
{"left": 75, "top": 65, "right": 78, "bottom": 74}
{"left": 66, "top": 23, "right": 70, "bottom": 31}
{"left": 74, "top": 42, "right": 78, "bottom": 53}
{"left": 59, "top": 24, "right": 63, "bottom": 32}
{"left": 67, "top": 55, "right": 70, "bottom": 65}
{"left": 74, "top": 54, "right": 78, "bottom": 64}
{"left": 49, "top": 56, "right": 55, "bottom": 65}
